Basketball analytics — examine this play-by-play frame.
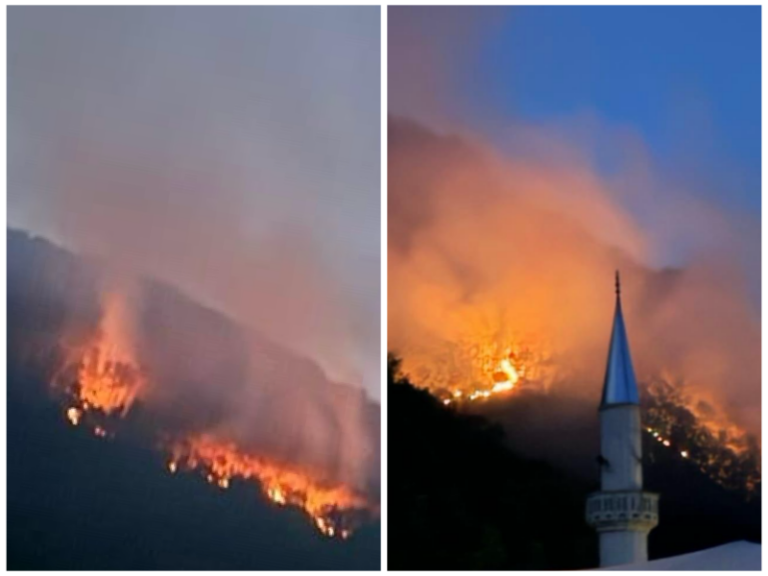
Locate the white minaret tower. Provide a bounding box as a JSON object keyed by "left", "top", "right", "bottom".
{"left": 586, "top": 272, "right": 659, "bottom": 568}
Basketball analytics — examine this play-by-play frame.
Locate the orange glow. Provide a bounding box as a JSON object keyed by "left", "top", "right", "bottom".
{"left": 54, "top": 291, "right": 146, "bottom": 434}
{"left": 165, "top": 434, "right": 372, "bottom": 538}
{"left": 54, "top": 341, "right": 146, "bottom": 439}
{"left": 408, "top": 340, "right": 549, "bottom": 405}
{"left": 46, "top": 291, "right": 377, "bottom": 538}
{"left": 74, "top": 344, "right": 145, "bottom": 417}
{"left": 52, "top": 333, "right": 374, "bottom": 537}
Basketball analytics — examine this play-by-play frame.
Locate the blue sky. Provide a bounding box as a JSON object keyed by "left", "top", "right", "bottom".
{"left": 467, "top": 6, "right": 761, "bottom": 215}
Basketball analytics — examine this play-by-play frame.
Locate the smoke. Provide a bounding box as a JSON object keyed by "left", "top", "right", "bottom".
{"left": 388, "top": 117, "right": 760, "bottom": 437}
{"left": 388, "top": 7, "right": 758, "bottom": 440}
{"left": 45, "top": 270, "right": 379, "bottom": 497}
{"left": 8, "top": 7, "right": 380, "bottom": 507}
{"left": 8, "top": 6, "right": 381, "bottom": 398}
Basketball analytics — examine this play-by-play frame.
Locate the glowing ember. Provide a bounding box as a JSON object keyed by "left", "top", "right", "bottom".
{"left": 644, "top": 376, "right": 760, "bottom": 494}
{"left": 66, "top": 407, "right": 82, "bottom": 426}
{"left": 165, "top": 434, "right": 372, "bottom": 538}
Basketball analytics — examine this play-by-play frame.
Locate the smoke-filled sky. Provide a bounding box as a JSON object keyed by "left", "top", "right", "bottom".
{"left": 388, "top": 7, "right": 760, "bottom": 435}
{"left": 9, "top": 7, "right": 381, "bottom": 398}
{"left": 390, "top": 6, "right": 760, "bottom": 295}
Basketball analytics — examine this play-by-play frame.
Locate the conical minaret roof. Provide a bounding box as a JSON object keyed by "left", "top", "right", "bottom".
{"left": 600, "top": 271, "right": 639, "bottom": 407}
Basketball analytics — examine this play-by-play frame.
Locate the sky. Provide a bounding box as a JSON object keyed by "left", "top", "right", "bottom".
{"left": 9, "top": 7, "right": 381, "bottom": 398}
{"left": 387, "top": 6, "right": 761, "bottom": 434}
{"left": 390, "top": 6, "right": 760, "bottom": 291}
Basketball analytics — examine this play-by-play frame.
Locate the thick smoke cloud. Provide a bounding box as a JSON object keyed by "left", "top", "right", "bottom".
{"left": 388, "top": 7, "right": 759, "bottom": 439}
{"left": 9, "top": 6, "right": 381, "bottom": 398}
{"left": 388, "top": 118, "right": 760, "bottom": 437}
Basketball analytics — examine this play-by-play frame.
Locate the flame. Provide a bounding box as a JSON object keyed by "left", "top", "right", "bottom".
{"left": 400, "top": 338, "right": 760, "bottom": 494}
{"left": 53, "top": 291, "right": 146, "bottom": 437}
{"left": 66, "top": 407, "right": 82, "bottom": 426}
{"left": 74, "top": 344, "right": 145, "bottom": 417}
{"left": 48, "top": 291, "right": 375, "bottom": 537}
{"left": 644, "top": 376, "right": 760, "bottom": 493}
{"left": 406, "top": 338, "right": 551, "bottom": 406}
{"left": 52, "top": 335, "right": 374, "bottom": 536}
{"left": 54, "top": 341, "right": 146, "bottom": 439}
{"left": 165, "top": 434, "right": 371, "bottom": 538}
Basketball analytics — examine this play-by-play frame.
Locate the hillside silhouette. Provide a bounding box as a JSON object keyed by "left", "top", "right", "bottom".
{"left": 388, "top": 356, "right": 759, "bottom": 570}
{"left": 8, "top": 229, "right": 380, "bottom": 569}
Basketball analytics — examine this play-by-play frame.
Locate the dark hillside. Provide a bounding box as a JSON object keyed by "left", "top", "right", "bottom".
{"left": 388, "top": 356, "right": 760, "bottom": 570}
{"left": 8, "top": 229, "right": 380, "bottom": 569}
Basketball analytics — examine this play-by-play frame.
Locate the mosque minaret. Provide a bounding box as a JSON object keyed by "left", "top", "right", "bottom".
{"left": 586, "top": 272, "right": 659, "bottom": 567}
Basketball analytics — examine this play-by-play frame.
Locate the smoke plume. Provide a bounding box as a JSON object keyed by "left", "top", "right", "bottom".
{"left": 388, "top": 117, "right": 760, "bottom": 437}
{"left": 8, "top": 6, "right": 381, "bottom": 521}
{"left": 9, "top": 6, "right": 380, "bottom": 398}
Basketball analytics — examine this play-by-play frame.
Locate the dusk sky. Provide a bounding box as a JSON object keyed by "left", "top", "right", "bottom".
{"left": 9, "top": 7, "right": 381, "bottom": 397}
{"left": 388, "top": 6, "right": 760, "bottom": 438}
{"left": 390, "top": 6, "right": 760, "bottom": 297}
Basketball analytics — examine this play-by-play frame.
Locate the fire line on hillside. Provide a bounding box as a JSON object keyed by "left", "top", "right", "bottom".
{"left": 50, "top": 293, "right": 377, "bottom": 539}
{"left": 396, "top": 338, "right": 760, "bottom": 496}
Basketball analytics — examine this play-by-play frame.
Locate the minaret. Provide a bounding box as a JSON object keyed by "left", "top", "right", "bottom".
{"left": 586, "top": 272, "right": 659, "bottom": 567}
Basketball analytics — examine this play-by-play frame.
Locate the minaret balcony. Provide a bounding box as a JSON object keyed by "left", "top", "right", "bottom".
{"left": 586, "top": 490, "right": 659, "bottom": 532}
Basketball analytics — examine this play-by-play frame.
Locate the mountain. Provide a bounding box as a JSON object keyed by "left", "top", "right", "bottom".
{"left": 7, "top": 228, "right": 380, "bottom": 569}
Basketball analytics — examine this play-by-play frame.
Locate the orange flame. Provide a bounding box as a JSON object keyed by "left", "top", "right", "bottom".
{"left": 54, "top": 290, "right": 146, "bottom": 435}
{"left": 403, "top": 336, "right": 759, "bottom": 493}
{"left": 54, "top": 338, "right": 374, "bottom": 536}
{"left": 165, "top": 434, "right": 371, "bottom": 538}
{"left": 50, "top": 292, "right": 374, "bottom": 537}
{"left": 55, "top": 341, "right": 146, "bottom": 439}
{"left": 74, "top": 344, "right": 145, "bottom": 416}
{"left": 408, "top": 339, "right": 553, "bottom": 406}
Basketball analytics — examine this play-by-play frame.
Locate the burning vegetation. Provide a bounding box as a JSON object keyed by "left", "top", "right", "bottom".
{"left": 165, "top": 434, "right": 372, "bottom": 538}
{"left": 643, "top": 377, "right": 761, "bottom": 495}
{"left": 48, "top": 289, "right": 377, "bottom": 538}
{"left": 400, "top": 337, "right": 556, "bottom": 407}
{"left": 60, "top": 346, "right": 146, "bottom": 429}
{"left": 53, "top": 291, "right": 147, "bottom": 436}
{"left": 397, "top": 340, "right": 761, "bottom": 497}
{"left": 388, "top": 118, "right": 760, "bottom": 500}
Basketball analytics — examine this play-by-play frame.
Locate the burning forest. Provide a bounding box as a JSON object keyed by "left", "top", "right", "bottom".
{"left": 8, "top": 6, "right": 382, "bottom": 569}
{"left": 9, "top": 230, "right": 380, "bottom": 542}
{"left": 388, "top": 117, "right": 761, "bottom": 498}
{"left": 54, "top": 290, "right": 377, "bottom": 538}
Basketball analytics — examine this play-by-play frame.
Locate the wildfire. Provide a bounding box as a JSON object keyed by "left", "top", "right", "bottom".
{"left": 53, "top": 290, "right": 146, "bottom": 437}
{"left": 398, "top": 339, "right": 760, "bottom": 496}
{"left": 73, "top": 344, "right": 145, "bottom": 417}
{"left": 409, "top": 339, "right": 552, "bottom": 406}
{"left": 48, "top": 293, "right": 374, "bottom": 538}
{"left": 52, "top": 337, "right": 374, "bottom": 537}
{"left": 54, "top": 342, "right": 146, "bottom": 438}
{"left": 644, "top": 377, "right": 760, "bottom": 494}
{"left": 165, "top": 434, "right": 371, "bottom": 538}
